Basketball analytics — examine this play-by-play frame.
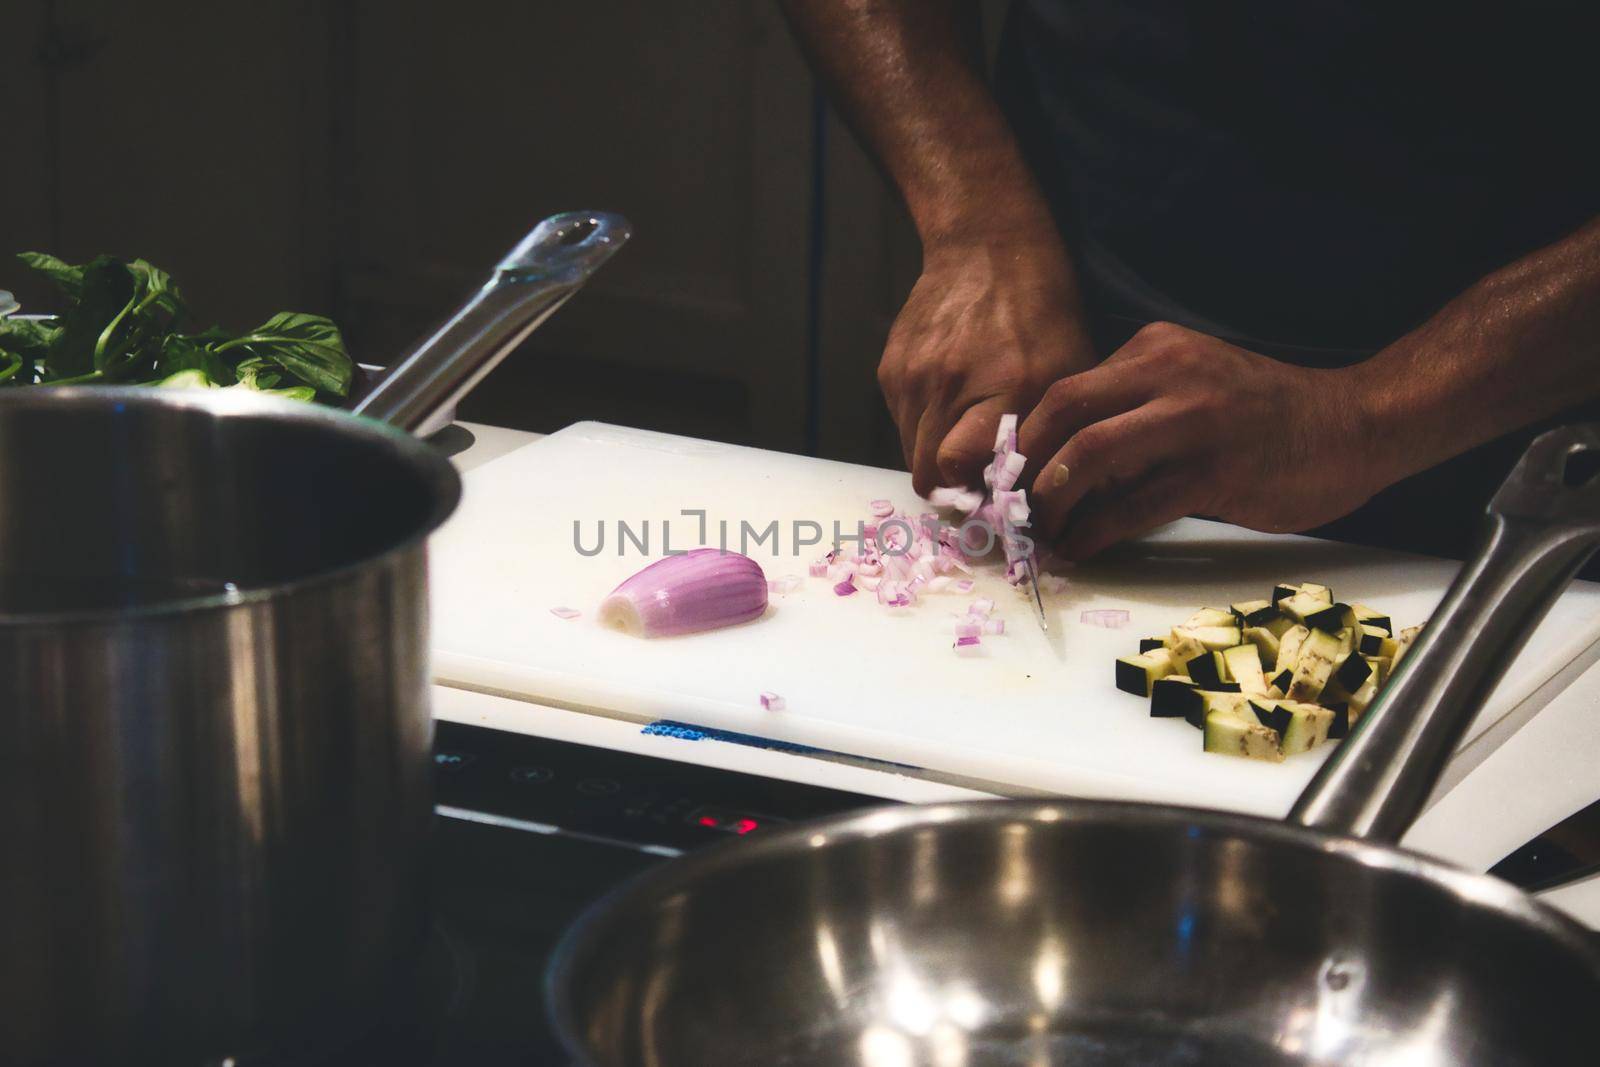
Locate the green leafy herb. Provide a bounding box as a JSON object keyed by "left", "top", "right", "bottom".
{"left": 17, "top": 252, "right": 85, "bottom": 301}
{"left": 6, "top": 251, "right": 353, "bottom": 401}
{"left": 213, "top": 312, "right": 353, "bottom": 396}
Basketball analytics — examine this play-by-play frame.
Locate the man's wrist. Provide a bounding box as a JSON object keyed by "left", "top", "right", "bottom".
{"left": 1329, "top": 361, "right": 1417, "bottom": 498}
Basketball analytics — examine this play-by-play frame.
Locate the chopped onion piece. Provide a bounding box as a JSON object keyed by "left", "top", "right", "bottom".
{"left": 985, "top": 619, "right": 1005, "bottom": 635}
{"left": 954, "top": 621, "right": 982, "bottom": 639}
{"left": 953, "top": 634, "right": 981, "bottom": 649}
{"left": 549, "top": 606, "right": 581, "bottom": 620}
{"left": 970, "top": 597, "right": 995, "bottom": 617}
{"left": 834, "top": 578, "right": 857, "bottom": 597}
{"left": 928, "top": 486, "right": 984, "bottom": 512}
{"left": 953, "top": 579, "right": 975, "bottom": 593}
{"left": 869, "top": 499, "right": 894, "bottom": 518}
{"left": 1040, "top": 574, "right": 1069, "bottom": 595}
{"left": 759, "top": 691, "right": 786, "bottom": 711}
{"left": 1079, "top": 608, "right": 1130, "bottom": 629}
{"left": 808, "top": 561, "right": 828, "bottom": 578}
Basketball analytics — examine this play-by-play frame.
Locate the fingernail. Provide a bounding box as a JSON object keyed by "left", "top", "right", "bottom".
{"left": 1046, "top": 462, "right": 1071, "bottom": 490}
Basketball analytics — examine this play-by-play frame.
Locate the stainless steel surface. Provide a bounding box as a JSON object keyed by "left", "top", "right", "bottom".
{"left": 553, "top": 801, "right": 1600, "bottom": 1066}
{"left": 354, "top": 211, "right": 630, "bottom": 435}
{"left": 551, "top": 424, "right": 1600, "bottom": 1067}
{"left": 0, "top": 210, "right": 629, "bottom": 1065}
{"left": 1290, "top": 424, "right": 1600, "bottom": 842}
{"left": 0, "top": 390, "right": 454, "bottom": 1065}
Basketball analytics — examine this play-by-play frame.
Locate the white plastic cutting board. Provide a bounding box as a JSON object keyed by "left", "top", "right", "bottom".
{"left": 431, "top": 422, "right": 1600, "bottom": 816}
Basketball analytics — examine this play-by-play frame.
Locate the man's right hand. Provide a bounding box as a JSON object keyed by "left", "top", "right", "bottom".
{"left": 881, "top": 236, "right": 1098, "bottom": 496}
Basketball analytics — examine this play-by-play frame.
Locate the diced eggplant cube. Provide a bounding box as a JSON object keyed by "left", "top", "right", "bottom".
{"left": 1189, "top": 690, "right": 1252, "bottom": 730}
{"left": 1222, "top": 644, "right": 1268, "bottom": 695}
{"left": 1230, "top": 599, "right": 1279, "bottom": 628}
{"left": 1249, "top": 699, "right": 1292, "bottom": 737}
{"left": 1303, "top": 602, "right": 1357, "bottom": 636}
{"left": 1186, "top": 651, "right": 1228, "bottom": 690}
{"left": 1271, "top": 668, "right": 1293, "bottom": 692}
{"left": 1357, "top": 625, "right": 1387, "bottom": 656}
{"left": 1394, "top": 625, "right": 1422, "bottom": 664}
{"left": 1351, "top": 604, "right": 1392, "bottom": 634}
{"left": 1139, "top": 637, "right": 1165, "bottom": 653}
{"left": 1151, "top": 676, "right": 1200, "bottom": 718}
{"left": 1185, "top": 607, "right": 1237, "bottom": 629}
{"left": 1115, "top": 651, "right": 1174, "bottom": 697}
{"left": 1332, "top": 649, "right": 1372, "bottom": 694}
{"left": 1285, "top": 628, "right": 1342, "bottom": 702}
{"left": 1263, "top": 614, "right": 1296, "bottom": 638}
{"left": 1203, "top": 709, "right": 1283, "bottom": 762}
{"left": 1280, "top": 592, "right": 1329, "bottom": 625}
{"left": 1274, "top": 625, "right": 1310, "bottom": 673}
{"left": 1278, "top": 701, "right": 1336, "bottom": 755}
{"left": 1271, "top": 583, "right": 1299, "bottom": 604}
{"left": 1325, "top": 701, "right": 1350, "bottom": 740}
{"left": 1242, "top": 626, "right": 1280, "bottom": 668}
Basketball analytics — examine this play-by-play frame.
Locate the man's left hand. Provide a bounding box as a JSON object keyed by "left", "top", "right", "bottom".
{"left": 1018, "top": 322, "right": 1385, "bottom": 560}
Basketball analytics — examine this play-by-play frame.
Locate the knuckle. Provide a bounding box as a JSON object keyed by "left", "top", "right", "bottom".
{"left": 1134, "top": 320, "right": 1188, "bottom": 347}
{"left": 1043, "top": 377, "right": 1076, "bottom": 408}
{"left": 1071, "top": 421, "right": 1111, "bottom": 458}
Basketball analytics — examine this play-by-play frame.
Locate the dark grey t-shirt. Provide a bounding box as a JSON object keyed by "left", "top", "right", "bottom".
{"left": 995, "top": 0, "right": 1600, "bottom": 355}
{"left": 993, "top": 1, "right": 1600, "bottom": 566}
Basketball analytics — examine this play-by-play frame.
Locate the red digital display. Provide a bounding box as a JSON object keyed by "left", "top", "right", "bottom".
{"left": 691, "top": 808, "right": 765, "bottom": 835}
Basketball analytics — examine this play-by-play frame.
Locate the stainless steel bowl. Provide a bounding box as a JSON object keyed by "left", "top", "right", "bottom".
{"left": 551, "top": 798, "right": 1600, "bottom": 1065}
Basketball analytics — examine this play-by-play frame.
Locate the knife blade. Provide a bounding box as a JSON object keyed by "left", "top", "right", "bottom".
{"left": 1488, "top": 794, "right": 1600, "bottom": 892}
{"left": 1026, "top": 558, "right": 1048, "bottom": 632}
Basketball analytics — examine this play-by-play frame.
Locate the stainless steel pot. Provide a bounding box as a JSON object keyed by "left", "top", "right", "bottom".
{"left": 0, "top": 211, "right": 629, "bottom": 1066}
{"left": 551, "top": 425, "right": 1600, "bottom": 1066}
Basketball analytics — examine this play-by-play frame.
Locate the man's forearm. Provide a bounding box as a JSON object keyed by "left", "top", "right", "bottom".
{"left": 1349, "top": 215, "right": 1600, "bottom": 487}
{"left": 779, "top": 0, "right": 1057, "bottom": 245}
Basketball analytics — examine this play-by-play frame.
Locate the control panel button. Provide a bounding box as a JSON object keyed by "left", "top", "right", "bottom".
{"left": 576, "top": 778, "right": 622, "bottom": 797}
{"left": 509, "top": 766, "right": 554, "bottom": 785}
{"left": 434, "top": 751, "right": 477, "bottom": 772}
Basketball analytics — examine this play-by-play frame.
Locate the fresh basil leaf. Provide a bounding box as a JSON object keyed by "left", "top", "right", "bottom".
{"left": 17, "top": 252, "right": 85, "bottom": 302}
{"left": 0, "top": 317, "right": 62, "bottom": 356}
{"left": 91, "top": 257, "right": 190, "bottom": 379}
{"left": 0, "top": 318, "right": 59, "bottom": 385}
{"left": 155, "top": 330, "right": 238, "bottom": 386}
{"left": 216, "top": 311, "right": 353, "bottom": 397}
{"left": 126, "top": 258, "right": 187, "bottom": 325}
{"left": 44, "top": 256, "right": 135, "bottom": 381}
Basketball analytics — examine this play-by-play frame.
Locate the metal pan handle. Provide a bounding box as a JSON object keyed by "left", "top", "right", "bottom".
{"left": 1290, "top": 424, "right": 1600, "bottom": 843}
{"left": 353, "top": 211, "right": 631, "bottom": 434}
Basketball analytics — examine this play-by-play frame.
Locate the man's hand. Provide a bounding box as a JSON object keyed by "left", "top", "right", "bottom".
{"left": 883, "top": 238, "right": 1097, "bottom": 496}
{"left": 1019, "top": 322, "right": 1383, "bottom": 560}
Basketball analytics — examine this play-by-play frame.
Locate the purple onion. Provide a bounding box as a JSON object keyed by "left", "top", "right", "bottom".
{"left": 598, "top": 549, "right": 768, "bottom": 637}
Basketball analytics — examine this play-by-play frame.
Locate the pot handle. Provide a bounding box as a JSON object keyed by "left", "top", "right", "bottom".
{"left": 1289, "top": 424, "right": 1600, "bottom": 844}
{"left": 353, "top": 211, "right": 631, "bottom": 434}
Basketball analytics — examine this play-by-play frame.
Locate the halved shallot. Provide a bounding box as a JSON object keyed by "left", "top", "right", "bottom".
{"left": 599, "top": 549, "right": 768, "bottom": 637}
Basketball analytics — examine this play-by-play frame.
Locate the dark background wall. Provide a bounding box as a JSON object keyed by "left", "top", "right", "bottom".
{"left": 0, "top": 0, "right": 1013, "bottom": 468}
